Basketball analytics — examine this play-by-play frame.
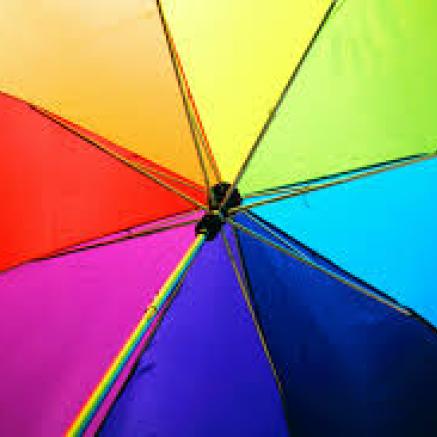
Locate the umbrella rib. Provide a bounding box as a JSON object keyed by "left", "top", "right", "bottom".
{"left": 232, "top": 152, "right": 437, "bottom": 213}
{"left": 35, "top": 217, "right": 199, "bottom": 263}
{"left": 227, "top": 218, "right": 412, "bottom": 316}
{"left": 242, "top": 152, "right": 430, "bottom": 199}
{"left": 243, "top": 185, "right": 300, "bottom": 200}
{"left": 95, "top": 246, "right": 196, "bottom": 435}
{"left": 155, "top": 0, "right": 218, "bottom": 193}
{"left": 0, "top": 210, "right": 200, "bottom": 275}
{"left": 155, "top": 0, "right": 221, "bottom": 182}
{"left": 26, "top": 109, "right": 205, "bottom": 194}
{"left": 163, "top": 27, "right": 222, "bottom": 183}
{"left": 240, "top": 211, "right": 309, "bottom": 260}
{"left": 218, "top": 0, "right": 337, "bottom": 211}
{"left": 221, "top": 229, "right": 292, "bottom": 431}
{"left": 29, "top": 105, "right": 207, "bottom": 210}
{"left": 140, "top": 163, "right": 203, "bottom": 193}
{"left": 192, "top": 113, "right": 221, "bottom": 183}
{"left": 67, "top": 234, "right": 205, "bottom": 436}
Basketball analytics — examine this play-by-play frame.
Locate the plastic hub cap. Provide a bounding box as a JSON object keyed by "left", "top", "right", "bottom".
{"left": 195, "top": 182, "right": 242, "bottom": 241}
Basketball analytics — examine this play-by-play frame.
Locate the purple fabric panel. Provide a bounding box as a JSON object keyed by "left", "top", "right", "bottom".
{"left": 0, "top": 225, "right": 195, "bottom": 437}
{"left": 99, "top": 234, "right": 288, "bottom": 436}
{"left": 86, "top": 309, "right": 165, "bottom": 437}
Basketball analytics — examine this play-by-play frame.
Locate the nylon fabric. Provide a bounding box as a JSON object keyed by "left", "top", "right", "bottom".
{"left": 161, "top": 0, "right": 332, "bottom": 182}
{"left": 0, "top": 225, "right": 195, "bottom": 437}
{"left": 236, "top": 213, "right": 437, "bottom": 436}
{"left": 0, "top": 93, "right": 199, "bottom": 271}
{"left": 0, "top": 0, "right": 206, "bottom": 184}
{"left": 239, "top": 0, "right": 437, "bottom": 193}
{"left": 249, "top": 158, "right": 437, "bottom": 327}
{"left": 46, "top": 110, "right": 207, "bottom": 200}
{"left": 99, "top": 233, "right": 288, "bottom": 436}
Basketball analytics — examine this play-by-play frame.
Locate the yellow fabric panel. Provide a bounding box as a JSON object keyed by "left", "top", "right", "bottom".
{"left": 161, "top": 0, "right": 332, "bottom": 182}
{"left": 0, "top": 0, "right": 204, "bottom": 185}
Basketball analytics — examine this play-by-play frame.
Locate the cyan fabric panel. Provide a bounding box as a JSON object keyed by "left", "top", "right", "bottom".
{"left": 249, "top": 158, "right": 437, "bottom": 327}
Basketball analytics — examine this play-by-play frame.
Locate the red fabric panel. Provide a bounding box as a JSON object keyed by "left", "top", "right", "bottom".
{"left": 0, "top": 93, "right": 201, "bottom": 271}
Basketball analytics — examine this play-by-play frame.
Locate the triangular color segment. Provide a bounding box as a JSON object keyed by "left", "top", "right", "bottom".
{"left": 240, "top": 0, "right": 437, "bottom": 193}
{"left": 248, "top": 157, "right": 437, "bottom": 327}
{"left": 0, "top": 224, "right": 195, "bottom": 436}
{"left": 161, "top": 0, "right": 332, "bottom": 182}
{"left": 0, "top": 93, "right": 198, "bottom": 271}
{"left": 99, "top": 233, "right": 288, "bottom": 436}
{"left": 43, "top": 109, "right": 207, "bottom": 202}
{"left": 236, "top": 214, "right": 437, "bottom": 436}
{"left": 0, "top": 1, "right": 206, "bottom": 184}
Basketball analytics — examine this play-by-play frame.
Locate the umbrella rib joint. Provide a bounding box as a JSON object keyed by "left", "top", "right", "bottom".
{"left": 195, "top": 182, "right": 242, "bottom": 241}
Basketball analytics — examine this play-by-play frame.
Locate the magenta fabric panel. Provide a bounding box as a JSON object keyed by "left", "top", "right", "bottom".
{"left": 0, "top": 225, "right": 194, "bottom": 436}
{"left": 85, "top": 307, "right": 166, "bottom": 437}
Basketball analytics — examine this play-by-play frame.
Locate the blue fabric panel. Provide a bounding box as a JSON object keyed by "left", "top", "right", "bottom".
{"left": 99, "top": 232, "right": 288, "bottom": 436}
{"left": 247, "top": 158, "right": 437, "bottom": 326}
{"left": 236, "top": 214, "right": 437, "bottom": 436}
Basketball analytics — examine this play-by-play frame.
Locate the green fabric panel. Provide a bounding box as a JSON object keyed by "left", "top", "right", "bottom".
{"left": 239, "top": 0, "right": 437, "bottom": 194}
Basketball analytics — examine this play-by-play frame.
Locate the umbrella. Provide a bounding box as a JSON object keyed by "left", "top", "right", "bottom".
{"left": 0, "top": 0, "right": 436, "bottom": 435}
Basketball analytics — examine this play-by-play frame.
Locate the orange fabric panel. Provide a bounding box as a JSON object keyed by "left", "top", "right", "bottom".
{"left": 0, "top": 0, "right": 207, "bottom": 184}
{"left": 44, "top": 109, "right": 207, "bottom": 201}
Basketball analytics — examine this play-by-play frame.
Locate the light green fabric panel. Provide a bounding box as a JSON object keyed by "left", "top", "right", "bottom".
{"left": 240, "top": 0, "right": 437, "bottom": 194}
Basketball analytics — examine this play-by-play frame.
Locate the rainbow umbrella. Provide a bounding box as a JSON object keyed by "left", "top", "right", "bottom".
{"left": 1, "top": 0, "right": 437, "bottom": 435}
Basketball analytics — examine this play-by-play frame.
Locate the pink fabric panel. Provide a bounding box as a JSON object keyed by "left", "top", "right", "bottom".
{"left": 0, "top": 224, "right": 194, "bottom": 436}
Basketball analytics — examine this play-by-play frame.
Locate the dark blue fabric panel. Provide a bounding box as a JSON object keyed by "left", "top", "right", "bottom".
{"left": 99, "top": 234, "right": 288, "bottom": 436}
{"left": 236, "top": 214, "right": 437, "bottom": 437}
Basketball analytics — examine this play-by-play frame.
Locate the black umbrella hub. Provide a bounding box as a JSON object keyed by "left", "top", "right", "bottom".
{"left": 195, "top": 182, "right": 242, "bottom": 241}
